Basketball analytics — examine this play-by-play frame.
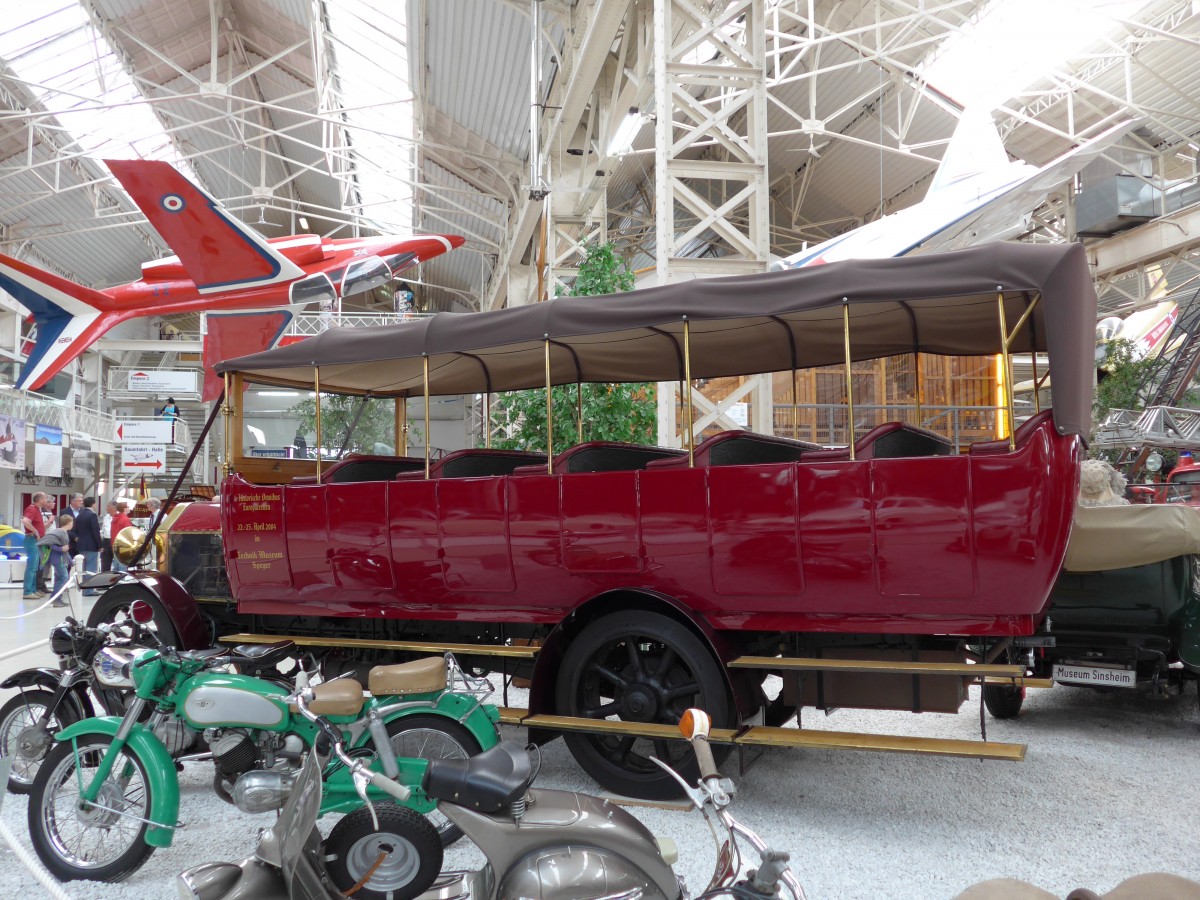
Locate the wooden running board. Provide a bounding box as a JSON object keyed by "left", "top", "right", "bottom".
{"left": 729, "top": 655, "right": 1024, "bottom": 678}
{"left": 218, "top": 632, "right": 539, "bottom": 659}
{"left": 983, "top": 676, "right": 1054, "bottom": 689}
{"left": 509, "top": 712, "right": 1025, "bottom": 762}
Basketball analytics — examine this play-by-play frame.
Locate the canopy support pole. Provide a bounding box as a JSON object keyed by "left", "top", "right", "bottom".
{"left": 914, "top": 353, "right": 923, "bottom": 426}
{"left": 1030, "top": 351, "right": 1041, "bottom": 414}
{"left": 683, "top": 318, "right": 694, "bottom": 467}
{"left": 396, "top": 398, "right": 407, "bottom": 456}
{"left": 222, "top": 373, "right": 232, "bottom": 477}
{"left": 423, "top": 355, "right": 431, "bottom": 478}
{"left": 484, "top": 394, "right": 492, "bottom": 448}
{"left": 791, "top": 370, "right": 799, "bottom": 439}
{"left": 544, "top": 338, "right": 554, "bottom": 474}
{"left": 998, "top": 291, "right": 1042, "bottom": 450}
{"left": 843, "top": 302, "right": 855, "bottom": 460}
{"left": 314, "top": 367, "right": 322, "bottom": 481}
{"left": 576, "top": 382, "right": 583, "bottom": 443}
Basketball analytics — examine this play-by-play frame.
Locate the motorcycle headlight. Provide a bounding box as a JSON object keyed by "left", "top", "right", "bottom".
{"left": 93, "top": 646, "right": 137, "bottom": 689}
{"left": 48, "top": 623, "right": 75, "bottom": 656}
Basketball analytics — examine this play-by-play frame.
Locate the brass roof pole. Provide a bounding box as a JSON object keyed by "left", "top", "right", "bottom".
{"left": 997, "top": 293, "right": 1015, "bottom": 450}
{"left": 314, "top": 367, "right": 322, "bottom": 481}
{"left": 683, "top": 317, "right": 694, "bottom": 467}
{"left": 484, "top": 393, "right": 492, "bottom": 448}
{"left": 914, "top": 352, "right": 923, "bottom": 427}
{"left": 792, "top": 369, "right": 799, "bottom": 440}
{"left": 576, "top": 381, "right": 583, "bottom": 443}
{"left": 544, "top": 337, "right": 554, "bottom": 474}
{"left": 221, "top": 372, "right": 232, "bottom": 476}
{"left": 423, "top": 355, "right": 431, "bottom": 478}
{"left": 843, "top": 301, "right": 856, "bottom": 460}
{"left": 396, "top": 397, "right": 408, "bottom": 456}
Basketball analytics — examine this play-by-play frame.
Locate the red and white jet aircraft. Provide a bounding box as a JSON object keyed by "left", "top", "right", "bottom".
{"left": 2, "top": 158, "right": 463, "bottom": 396}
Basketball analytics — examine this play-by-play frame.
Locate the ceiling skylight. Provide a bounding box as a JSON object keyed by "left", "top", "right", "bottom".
{"left": 921, "top": 0, "right": 1152, "bottom": 111}
{"left": 320, "top": 0, "right": 414, "bottom": 235}
{"left": 0, "top": 1, "right": 196, "bottom": 179}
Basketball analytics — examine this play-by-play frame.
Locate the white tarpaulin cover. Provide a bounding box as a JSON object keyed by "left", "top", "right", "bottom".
{"left": 1064, "top": 503, "right": 1200, "bottom": 572}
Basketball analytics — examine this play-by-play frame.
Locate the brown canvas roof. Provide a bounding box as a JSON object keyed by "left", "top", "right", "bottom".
{"left": 218, "top": 241, "right": 1097, "bottom": 435}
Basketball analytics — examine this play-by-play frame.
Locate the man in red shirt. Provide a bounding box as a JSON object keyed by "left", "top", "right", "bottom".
{"left": 109, "top": 501, "right": 134, "bottom": 573}
{"left": 22, "top": 491, "right": 49, "bottom": 599}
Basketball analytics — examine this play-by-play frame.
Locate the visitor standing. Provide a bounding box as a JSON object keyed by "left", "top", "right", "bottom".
{"left": 75, "top": 497, "right": 102, "bottom": 595}
{"left": 100, "top": 501, "right": 115, "bottom": 572}
{"left": 37, "top": 514, "right": 73, "bottom": 608}
{"left": 109, "top": 502, "right": 133, "bottom": 573}
{"left": 21, "top": 491, "right": 48, "bottom": 599}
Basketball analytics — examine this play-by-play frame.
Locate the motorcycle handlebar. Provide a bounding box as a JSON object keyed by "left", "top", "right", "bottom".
{"left": 691, "top": 732, "right": 720, "bottom": 782}
{"left": 366, "top": 769, "right": 412, "bottom": 803}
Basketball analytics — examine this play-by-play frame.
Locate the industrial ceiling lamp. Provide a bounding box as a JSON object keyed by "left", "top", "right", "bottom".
{"left": 608, "top": 107, "right": 644, "bottom": 157}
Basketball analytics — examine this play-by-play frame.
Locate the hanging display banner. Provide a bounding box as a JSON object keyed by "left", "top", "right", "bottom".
{"left": 121, "top": 444, "right": 167, "bottom": 473}
{"left": 33, "top": 424, "right": 63, "bottom": 477}
{"left": 0, "top": 415, "right": 26, "bottom": 470}
{"left": 71, "top": 434, "right": 95, "bottom": 479}
{"left": 116, "top": 420, "right": 175, "bottom": 443}
{"left": 127, "top": 370, "right": 197, "bottom": 394}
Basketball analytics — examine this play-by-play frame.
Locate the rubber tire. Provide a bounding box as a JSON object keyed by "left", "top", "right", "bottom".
{"left": 384, "top": 714, "right": 483, "bottom": 847}
{"left": 86, "top": 585, "right": 178, "bottom": 649}
{"left": 28, "top": 733, "right": 156, "bottom": 883}
{"left": 982, "top": 682, "right": 1026, "bottom": 719}
{"left": 555, "top": 610, "right": 733, "bottom": 800}
{"left": 324, "top": 802, "right": 443, "bottom": 900}
{"left": 0, "top": 689, "right": 80, "bottom": 794}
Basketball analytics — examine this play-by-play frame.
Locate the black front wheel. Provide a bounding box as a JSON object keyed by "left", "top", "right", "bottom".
{"left": 0, "top": 689, "right": 80, "bottom": 794}
{"left": 982, "top": 681, "right": 1026, "bottom": 719}
{"left": 555, "top": 610, "right": 734, "bottom": 799}
{"left": 324, "top": 802, "right": 442, "bottom": 900}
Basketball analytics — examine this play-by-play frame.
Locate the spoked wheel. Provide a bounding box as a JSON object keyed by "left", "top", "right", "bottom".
{"left": 385, "top": 714, "right": 482, "bottom": 847}
{"left": 0, "top": 689, "right": 79, "bottom": 794}
{"left": 324, "top": 802, "right": 442, "bottom": 900}
{"left": 555, "top": 611, "right": 734, "bottom": 799}
{"left": 28, "top": 734, "right": 156, "bottom": 882}
{"left": 86, "top": 586, "right": 178, "bottom": 648}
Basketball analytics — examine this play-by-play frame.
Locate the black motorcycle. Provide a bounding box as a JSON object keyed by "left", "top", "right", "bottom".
{"left": 0, "top": 616, "right": 149, "bottom": 792}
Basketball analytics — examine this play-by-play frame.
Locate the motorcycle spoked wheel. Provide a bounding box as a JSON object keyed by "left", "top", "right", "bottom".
{"left": 385, "top": 714, "right": 483, "bottom": 847}
{"left": 0, "top": 689, "right": 80, "bottom": 794}
{"left": 323, "top": 802, "right": 443, "bottom": 900}
{"left": 28, "top": 734, "right": 156, "bottom": 882}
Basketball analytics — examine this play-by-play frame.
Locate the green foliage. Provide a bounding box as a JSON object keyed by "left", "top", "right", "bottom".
{"left": 490, "top": 242, "right": 656, "bottom": 450}
{"left": 1094, "top": 338, "right": 1157, "bottom": 421}
{"left": 289, "top": 394, "right": 417, "bottom": 455}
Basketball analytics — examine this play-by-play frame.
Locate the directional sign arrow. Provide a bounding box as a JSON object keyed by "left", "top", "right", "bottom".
{"left": 126, "top": 460, "right": 163, "bottom": 469}
{"left": 117, "top": 424, "right": 123, "bottom": 439}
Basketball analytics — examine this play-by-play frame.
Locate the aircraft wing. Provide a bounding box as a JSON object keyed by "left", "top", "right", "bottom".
{"left": 913, "top": 120, "right": 1137, "bottom": 255}
{"left": 105, "top": 158, "right": 305, "bottom": 294}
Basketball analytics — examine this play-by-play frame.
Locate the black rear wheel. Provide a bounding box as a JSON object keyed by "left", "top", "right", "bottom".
{"left": 982, "top": 681, "right": 1026, "bottom": 719}
{"left": 0, "top": 689, "right": 79, "bottom": 794}
{"left": 87, "top": 585, "right": 178, "bottom": 649}
{"left": 555, "top": 610, "right": 733, "bottom": 799}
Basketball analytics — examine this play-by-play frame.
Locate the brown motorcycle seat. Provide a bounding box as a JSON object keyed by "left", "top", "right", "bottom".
{"left": 290, "top": 678, "right": 366, "bottom": 716}
{"left": 368, "top": 657, "right": 446, "bottom": 696}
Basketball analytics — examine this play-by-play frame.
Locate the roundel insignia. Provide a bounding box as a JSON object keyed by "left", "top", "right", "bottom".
{"left": 161, "top": 194, "right": 185, "bottom": 213}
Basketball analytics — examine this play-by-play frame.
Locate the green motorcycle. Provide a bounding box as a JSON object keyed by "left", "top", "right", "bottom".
{"left": 26, "top": 601, "right": 499, "bottom": 883}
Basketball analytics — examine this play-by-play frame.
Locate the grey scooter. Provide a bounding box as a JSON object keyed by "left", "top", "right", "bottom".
{"left": 178, "top": 700, "right": 805, "bottom": 900}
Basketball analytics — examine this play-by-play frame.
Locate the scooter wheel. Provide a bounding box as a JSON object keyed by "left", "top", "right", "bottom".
{"left": 0, "top": 688, "right": 78, "bottom": 794}
{"left": 324, "top": 802, "right": 442, "bottom": 900}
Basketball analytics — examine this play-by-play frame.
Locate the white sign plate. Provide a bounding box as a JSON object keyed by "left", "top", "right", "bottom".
{"left": 116, "top": 420, "right": 175, "bottom": 443}
{"left": 1052, "top": 663, "right": 1137, "bottom": 689}
{"left": 127, "top": 370, "right": 197, "bottom": 394}
{"left": 121, "top": 444, "right": 167, "bottom": 473}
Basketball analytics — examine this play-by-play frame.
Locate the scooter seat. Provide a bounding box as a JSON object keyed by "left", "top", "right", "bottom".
{"left": 289, "top": 678, "right": 366, "bottom": 717}
{"left": 368, "top": 657, "right": 446, "bottom": 696}
{"left": 229, "top": 640, "right": 297, "bottom": 671}
{"left": 423, "top": 740, "right": 531, "bottom": 813}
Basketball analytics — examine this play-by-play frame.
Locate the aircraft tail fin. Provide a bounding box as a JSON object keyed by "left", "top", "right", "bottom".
{"left": 0, "top": 253, "right": 118, "bottom": 391}
{"left": 104, "top": 158, "right": 304, "bottom": 294}
{"left": 928, "top": 109, "right": 1013, "bottom": 194}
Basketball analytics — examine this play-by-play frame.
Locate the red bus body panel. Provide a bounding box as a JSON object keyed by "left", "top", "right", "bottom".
{"left": 221, "top": 415, "right": 1080, "bottom": 637}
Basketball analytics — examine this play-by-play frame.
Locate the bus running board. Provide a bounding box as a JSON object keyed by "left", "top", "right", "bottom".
{"left": 512, "top": 713, "right": 1025, "bottom": 763}
{"left": 728, "top": 655, "right": 1025, "bottom": 679}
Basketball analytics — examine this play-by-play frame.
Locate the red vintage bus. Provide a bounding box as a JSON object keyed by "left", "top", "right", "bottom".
{"left": 97, "top": 241, "right": 1096, "bottom": 797}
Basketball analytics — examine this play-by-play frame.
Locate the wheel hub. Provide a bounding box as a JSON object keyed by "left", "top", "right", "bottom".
{"left": 76, "top": 782, "right": 123, "bottom": 828}
{"left": 15, "top": 725, "right": 50, "bottom": 759}
{"left": 621, "top": 683, "right": 660, "bottom": 722}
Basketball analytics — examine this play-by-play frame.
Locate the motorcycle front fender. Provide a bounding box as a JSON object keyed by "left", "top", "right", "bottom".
{"left": 0, "top": 668, "right": 92, "bottom": 722}
{"left": 54, "top": 716, "right": 181, "bottom": 848}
